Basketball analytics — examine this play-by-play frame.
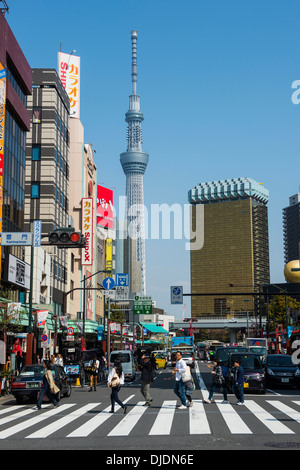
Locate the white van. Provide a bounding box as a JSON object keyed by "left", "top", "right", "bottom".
{"left": 109, "top": 350, "right": 137, "bottom": 381}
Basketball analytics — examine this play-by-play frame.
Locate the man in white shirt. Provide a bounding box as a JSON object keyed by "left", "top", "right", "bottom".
{"left": 172, "top": 351, "right": 187, "bottom": 409}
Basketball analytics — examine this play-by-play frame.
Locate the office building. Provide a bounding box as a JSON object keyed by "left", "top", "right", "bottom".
{"left": 188, "top": 177, "right": 270, "bottom": 316}
{"left": 24, "top": 68, "right": 70, "bottom": 316}
{"left": 283, "top": 192, "right": 300, "bottom": 266}
{"left": 0, "top": 8, "right": 32, "bottom": 301}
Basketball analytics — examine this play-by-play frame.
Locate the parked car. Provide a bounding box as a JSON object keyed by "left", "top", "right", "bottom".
{"left": 265, "top": 354, "right": 300, "bottom": 389}
{"left": 109, "top": 350, "right": 137, "bottom": 381}
{"left": 153, "top": 353, "right": 167, "bottom": 369}
{"left": 11, "top": 363, "right": 72, "bottom": 404}
{"left": 228, "top": 352, "right": 266, "bottom": 394}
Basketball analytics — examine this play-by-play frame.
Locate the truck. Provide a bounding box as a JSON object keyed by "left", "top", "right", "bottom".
{"left": 171, "top": 336, "right": 194, "bottom": 352}
{"left": 245, "top": 338, "right": 268, "bottom": 358}
{"left": 170, "top": 336, "right": 194, "bottom": 367}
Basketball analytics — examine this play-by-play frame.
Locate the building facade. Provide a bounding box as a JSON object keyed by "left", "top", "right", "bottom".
{"left": 188, "top": 177, "right": 270, "bottom": 316}
{"left": 24, "top": 68, "right": 70, "bottom": 316}
{"left": 0, "top": 9, "right": 32, "bottom": 301}
{"left": 283, "top": 193, "right": 300, "bottom": 266}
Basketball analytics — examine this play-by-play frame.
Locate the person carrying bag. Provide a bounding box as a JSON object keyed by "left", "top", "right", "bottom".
{"left": 107, "top": 360, "right": 127, "bottom": 414}
{"left": 181, "top": 365, "right": 195, "bottom": 407}
{"left": 204, "top": 357, "right": 228, "bottom": 404}
{"left": 35, "top": 360, "right": 60, "bottom": 410}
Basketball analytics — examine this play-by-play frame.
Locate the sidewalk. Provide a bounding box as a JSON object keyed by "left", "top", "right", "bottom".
{"left": 0, "top": 393, "right": 14, "bottom": 405}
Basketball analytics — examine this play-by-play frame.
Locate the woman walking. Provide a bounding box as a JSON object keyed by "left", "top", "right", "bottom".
{"left": 35, "top": 360, "right": 60, "bottom": 410}
{"left": 107, "top": 360, "right": 127, "bottom": 414}
{"left": 203, "top": 358, "right": 228, "bottom": 404}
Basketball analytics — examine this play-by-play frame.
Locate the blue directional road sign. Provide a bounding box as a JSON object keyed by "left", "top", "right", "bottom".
{"left": 102, "top": 277, "right": 115, "bottom": 290}
{"left": 116, "top": 273, "right": 129, "bottom": 287}
{"left": 171, "top": 286, "right": 183, "bottom": 304}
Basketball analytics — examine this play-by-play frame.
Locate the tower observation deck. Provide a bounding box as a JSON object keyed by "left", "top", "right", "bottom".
{"left": 120, "top": 30, "right": 149, "bottom": 295}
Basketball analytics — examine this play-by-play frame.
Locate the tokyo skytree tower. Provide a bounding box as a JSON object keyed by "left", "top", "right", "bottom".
{"left": 120, "top": 30, "right": 149, "bottom": 295}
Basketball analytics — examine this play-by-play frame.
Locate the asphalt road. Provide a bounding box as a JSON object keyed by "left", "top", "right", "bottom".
{"left": 0, "top": 360, "right": 300, "bottom": 454}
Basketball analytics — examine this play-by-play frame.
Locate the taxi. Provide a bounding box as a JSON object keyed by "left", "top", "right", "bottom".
{"left": 153, "top": 352, "right": 167, "bottom": 369}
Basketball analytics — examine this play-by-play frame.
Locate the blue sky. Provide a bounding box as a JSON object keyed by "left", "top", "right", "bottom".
{"left": 6, "top": 0, "right": 300, "bottom": 320}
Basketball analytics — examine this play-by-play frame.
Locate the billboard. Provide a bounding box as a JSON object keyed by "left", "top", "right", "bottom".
{"left": 81, "top": 198, "right": 93, "bottom": 266}
{"left": 57, "top": 52, "right": 80, "bottom": 118}
{"left": 97, "top": 185, "right": 113, "bottom": 228}
{"left": 7, "top": 254, "right": 30, "bottom": 290}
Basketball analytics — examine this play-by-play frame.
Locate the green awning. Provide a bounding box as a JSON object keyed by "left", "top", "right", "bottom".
{"left": 136, "top": 339, "right": 161, "bottom": 345}
{"left": 140, "top": 323, "right": 168, "bottom": 334}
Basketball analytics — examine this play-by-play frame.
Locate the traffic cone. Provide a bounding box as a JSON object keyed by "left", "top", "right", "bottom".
{"left": 75, "top": 377, "right": 81, "bottom": 387}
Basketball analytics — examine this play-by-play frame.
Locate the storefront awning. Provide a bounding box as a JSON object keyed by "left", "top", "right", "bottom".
{"left": 140, "top": 323, "right": 168, "bottom": 334}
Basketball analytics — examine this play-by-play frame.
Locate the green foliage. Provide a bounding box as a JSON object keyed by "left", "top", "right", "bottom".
{"left": 268, "top": 295, "right": 300, "bottom": 329}
{"left": 0, "top": 287, "right": 26, "bottom": 340}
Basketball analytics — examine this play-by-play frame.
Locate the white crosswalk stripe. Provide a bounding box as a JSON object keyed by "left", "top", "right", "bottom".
{"left": 1, "top": 397, "right": 300, "bottom": 439}
{"left": 149, "top": 400, "right": 176, "bottom": 435}
{"left": 244, "top": 400, "right": 294, "bottom": 434}
{"left": 216, "top": 401, "right": 252, "bottom": 434}
{"left": 67, "top": 395, "right": 134, "bottom": 438}
{"left": 26, "top": 403, "right": 101, "bottom": 439}
{"left": 0, "top": 404, "right": 74, "bottom": 439}
{"left": 189, "top": 400, "right": 211, "bottom": 434}
{"left": 108, "top": 401, "right": 147, "bottom": 436}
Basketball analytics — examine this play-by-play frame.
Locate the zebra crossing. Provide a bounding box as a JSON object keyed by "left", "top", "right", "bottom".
{"left": 0, "top": 396, "right": 300, "bottom": 439}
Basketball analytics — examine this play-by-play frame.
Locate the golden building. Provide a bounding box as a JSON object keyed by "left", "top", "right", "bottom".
{"left": 189, "top": 178, "right": 270, "bottom": 317}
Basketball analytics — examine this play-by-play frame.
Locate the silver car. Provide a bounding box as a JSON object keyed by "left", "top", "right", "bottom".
{"left": 181, "top": 351, "right": 195, "bottom": 368}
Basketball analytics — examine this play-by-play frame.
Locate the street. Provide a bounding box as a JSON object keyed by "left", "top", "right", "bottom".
{"left": 0, "top": 360, "right": 300, "bottom": 452}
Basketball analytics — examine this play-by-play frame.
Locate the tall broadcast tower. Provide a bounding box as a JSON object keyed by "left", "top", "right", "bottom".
{"left": 120, "top": 30, "right": 149, "bottom": 295}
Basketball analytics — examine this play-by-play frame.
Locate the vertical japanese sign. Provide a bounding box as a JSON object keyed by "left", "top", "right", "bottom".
{"left": 57, "top": 52, "right": 80, "bottom": 118}
{"left": 106, "top": 238, "right": 113, "bottom": 272}
{"left": 0, "top": 63, "right": 6, "bottom": 277}
{"left": 81, "top": 198, "right": 93, "bottom": 266}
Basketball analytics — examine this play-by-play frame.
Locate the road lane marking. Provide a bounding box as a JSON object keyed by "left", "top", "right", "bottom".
{"left": 243, "top": 400, "right": 294, "bottom": 434}
{"left": 216, "top": 402, "right": 252, "bottom": 434}
{"left": 67, "top": 395, "right": 134, "bottom": 438}
{"left": 268, "top": 400, "right": 300, "bottom": 424}
{"left": 108, "top": 401, "right": 147, "bottom": 436}
{"left": 189, "top": 400, "right": 211, "bottom": 434}
{"left": 0, "top": 404, "right": 75, "bottom": 439}
{"left": 26, "top": 403, "right": 101, "bottom": 438}
{"left": 149, "top": 400, "right": 176, "bottom": 435}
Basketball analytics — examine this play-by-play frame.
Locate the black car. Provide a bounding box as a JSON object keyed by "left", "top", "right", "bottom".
{"left": 11, "top": 364, "right": 72, "bottom": 404}
{"left": 227, "top": 352, "right": 266, "bottom": 394}
{"left": 265, "top": 354, "right": 300, "bottom": 389}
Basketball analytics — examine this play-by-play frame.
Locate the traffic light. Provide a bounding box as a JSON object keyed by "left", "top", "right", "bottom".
{"left": 48, "top": 228, "right": 86, "bottom": 248}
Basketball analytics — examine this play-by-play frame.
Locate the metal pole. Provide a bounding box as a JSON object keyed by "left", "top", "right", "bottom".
{"left": 28, "top": 245, "right": 34, "bottom": 333}
{"left": 247, "top": 311, "right": 249, "bottom": 337}
{"left": 107, "top": 296, "right": 111, "bottom": 364}
{"left": 82, "top": 275, "right": 86, "bottom": 341}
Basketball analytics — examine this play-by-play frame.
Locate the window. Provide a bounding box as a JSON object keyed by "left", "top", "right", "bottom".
{"left": 32, "top": 144, "right": 41, "bottom": 161}
{"left": 31, "top": 183, "right": 40, "bottom": 199}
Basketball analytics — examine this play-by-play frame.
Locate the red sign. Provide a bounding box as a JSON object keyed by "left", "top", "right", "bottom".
{"left": 97, "top": 185, "right": 113, "bottom": 229}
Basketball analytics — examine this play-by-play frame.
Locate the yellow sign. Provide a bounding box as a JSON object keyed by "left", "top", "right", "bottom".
{"left": 106, "top": 238, "right": 113, "bottom": 273}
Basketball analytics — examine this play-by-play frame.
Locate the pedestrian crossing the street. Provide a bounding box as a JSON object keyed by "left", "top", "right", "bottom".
{"left": 0, "top": 396, "right": 300, "bottom": 440}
